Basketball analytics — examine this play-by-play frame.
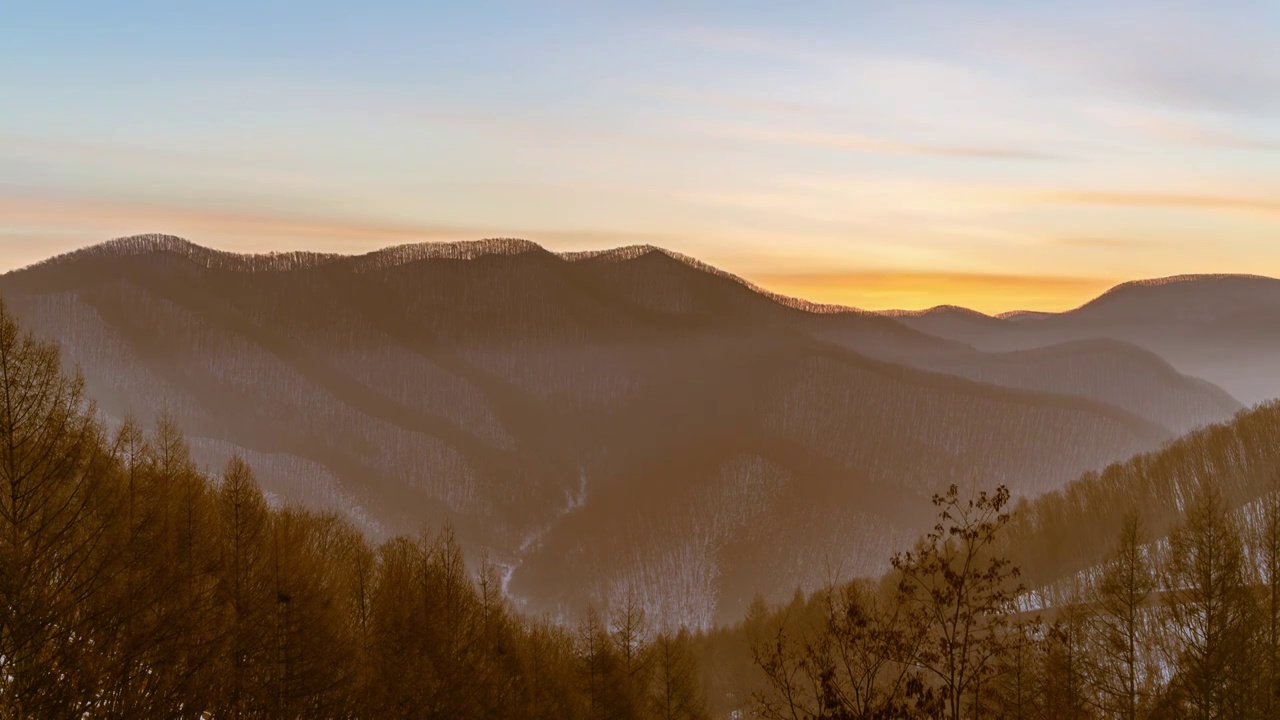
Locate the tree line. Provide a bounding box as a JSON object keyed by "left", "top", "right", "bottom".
{"left": 0, "top": 301, "right": 706, "bottom": 718}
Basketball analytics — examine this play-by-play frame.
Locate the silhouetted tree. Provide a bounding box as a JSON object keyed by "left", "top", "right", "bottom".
{"left": 1038, "top": 607, "right": 1093, "bottom": 720}
{"left": 0, "top": 301, "right": 116, "bottom": 717}
{"left": 1254, "top": 474, "right": 1280, "bottom": 718}
{"left": 1161, "top": 481, "right": 1256, "bottom": 720}
{"left": 612, "top": 585, "right": 653, "bottom": 716}
{"left": 985, "top": 620, "right": 1040, "bottom": 720}
{"left": 579, "top": 606, "right": 615, "bottom": 719}
{"left": 892, "top": 484, "right": 1026, "bottom": 720}
{"left": 1084, "top": 512, "right": 1157, "bottom": 720}
{"left": 215, "top": 456, "right": 273, "bottom": 717}
{"left": 651, "top": 628, "right": 708, "bottom": 720}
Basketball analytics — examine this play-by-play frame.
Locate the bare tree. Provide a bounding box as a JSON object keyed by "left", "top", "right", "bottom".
{"left": 892, "top": 484, "right": 1026, "bottom": 720}
{"left": 750, "top": 578, "right": 943, "bottom": 720}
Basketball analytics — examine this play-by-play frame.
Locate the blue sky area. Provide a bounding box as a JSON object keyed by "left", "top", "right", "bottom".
{"left": 4, "top": 1, "right": 1279, "bottom": 310}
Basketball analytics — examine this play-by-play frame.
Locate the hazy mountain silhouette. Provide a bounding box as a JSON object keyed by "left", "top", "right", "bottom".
{"left": 906, "top": 339, "right": 1240, "bottom": 436}
{"left": 0, "top": 235, "right": 1242, "bottom": 625}
{"left": 892, "top": 274, "right": 1280, "bottom": 406}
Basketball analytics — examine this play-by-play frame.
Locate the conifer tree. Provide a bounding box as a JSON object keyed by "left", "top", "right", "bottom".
{"left": 612, "top": 585, "right": 653, "bottom": 716}
{"left": 215, "top": 456, "right": 273, "bottom": 718}
{"left": 651, "top": 628, "right": 709, "bottom": 720}
{"left": 1084, "top": 512, "right": 1157, "bottom": 720}
{"left": 1255, "top": 475, "right": 1280, "bottom": 718}
{"left": 1161, "top": 481, "right": 1257, "bottom": 720}
{"left": 0, "top": 301, "right": 116, "bottom": 717}
{"left": 1038, "top": 607, "right": 1092, "bottom": 720}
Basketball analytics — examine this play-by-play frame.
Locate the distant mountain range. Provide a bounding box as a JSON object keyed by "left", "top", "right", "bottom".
{"left": 0, "top": 234, "right": 1266, "bottom": 627}
{"left": 886, "top": 274, "right": 1280, "bottom": 406}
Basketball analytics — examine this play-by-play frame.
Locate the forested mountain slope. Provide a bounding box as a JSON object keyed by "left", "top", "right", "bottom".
{"left": 999, "top": 400, "right": 1280, "bottom": 596}
{"left": 0, "top": 234, "right": 1228, "bottom": 626}
{"left": 694, "top": 403, "right": 1280, "bottom": 718}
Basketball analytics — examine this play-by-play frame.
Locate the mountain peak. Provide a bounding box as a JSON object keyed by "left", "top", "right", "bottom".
{"left": 565, "top": 244, "right": 876, "bottom": 316}
{"left": 1094, "top": 273, "right": 1276, "bottom": 298}
{"left": 1070, "top": 273, "right": 1280, "bottom": 316}
{"left": 996, "top": 310, "right": 1052, "bottom": 322}
{"left": 882, "top": 305, "right": 996, "bottom": 320}
{"left": 32, "top": 233, "right": 344, "bottom": 273}
{"left": 51, "top": 233, "right": 203, "bottom": 262}
{"left": 347, "top": 237, "right": 547, "bottom": 271}
{"left": 23, "top": 235, "right": 560, "bottom": 276}
{"left": 560, "top": 244, "right": 666, "bottom": 262}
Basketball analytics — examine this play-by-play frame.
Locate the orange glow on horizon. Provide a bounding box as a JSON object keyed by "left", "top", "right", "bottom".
{"left": 750, "top": 270, "right": 1121, "bottom": 315}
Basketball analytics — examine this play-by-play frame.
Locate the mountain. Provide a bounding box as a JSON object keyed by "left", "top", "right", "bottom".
{"left": 0, "top": 234, "right": 1234, "bottom": 626}
{"left": 892, "top": 274, "right": 1280, "bottom": 406}
{"left": 561, "top": 256, "right": 1240, "bottom": 435}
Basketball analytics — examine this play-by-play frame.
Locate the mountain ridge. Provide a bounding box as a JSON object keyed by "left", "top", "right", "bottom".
{"left": 879, "top": 273, "right": 1279, "bottom": 318}
{"left": 32, "top": 234, "right": 1276, "bottom": 320}
{"left": 25, "top": 234, "right": 881, "bottom": 317}
{"left": 886, "top": 273, "right": 1280, "bottom": 405}
{"left": 0, "top": 233, "right": 1251, "bottom": 626}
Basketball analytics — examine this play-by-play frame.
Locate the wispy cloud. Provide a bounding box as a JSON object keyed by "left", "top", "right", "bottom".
{"left": 719, "top": 127, "right": 1060, "bottom": 161}
{"left": 938, "top": 3, "right": 1280, "bottom": 117}
{"left": 1079, "top": 105, "right": 1280, "bottom": 151}
{"left": 0, "top": 192, "right": 471, "bottom": 245}
{"left": 1137, "top": 121, "right": 1280, "bottom": 152}
{"left": 1050, "top": 236, "right": 1162, "bottom": 249}
{"left": 629, "top": 84, "right": 834, "bottom": 120}
{"left": 1044, "top": 191, "right": 1280, "bottom": 216}
{"left": 662, "top": 26, "right": 801, "bottom": 60}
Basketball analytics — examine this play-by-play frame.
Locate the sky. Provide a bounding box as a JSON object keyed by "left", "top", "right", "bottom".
{"left": 4, "top": 1, "right": 1280, "bottom": 312}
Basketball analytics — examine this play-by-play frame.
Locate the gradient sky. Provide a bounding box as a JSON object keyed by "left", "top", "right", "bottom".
{"left": 4, "top": 1, "right": 1280, "bottom": 312}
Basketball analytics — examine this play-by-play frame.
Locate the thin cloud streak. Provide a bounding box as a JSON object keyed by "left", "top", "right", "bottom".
{"left": 0, "top": 194, "right": 481, "bottom": 245}
{"left": 631, "top": 85, "right": 834, "bottom": 119}
{"left": 936, "top": 3, "right": 1280, "bottom": 116}
{"left": 1045, "top": 191, "right": 1280, "bottom": 216}
{"left": 1050, "top": 237, "right": 1161, "bottom": 249}
{"left": 722, "top": 128, "right": 1060, "bottom": 161}
{"left": 1077, "top": 105, "right": 1280, "bottom": 151}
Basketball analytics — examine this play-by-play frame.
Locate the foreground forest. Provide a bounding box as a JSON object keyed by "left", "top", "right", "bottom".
{"left": 6, "top": 292, "right": 1280, "bottom": 719}
{"left": 702, "top": 477, "right": 1280, "bottom": 720}
{"left": 0, "top": 302, "right": 703, "bottom": 719}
